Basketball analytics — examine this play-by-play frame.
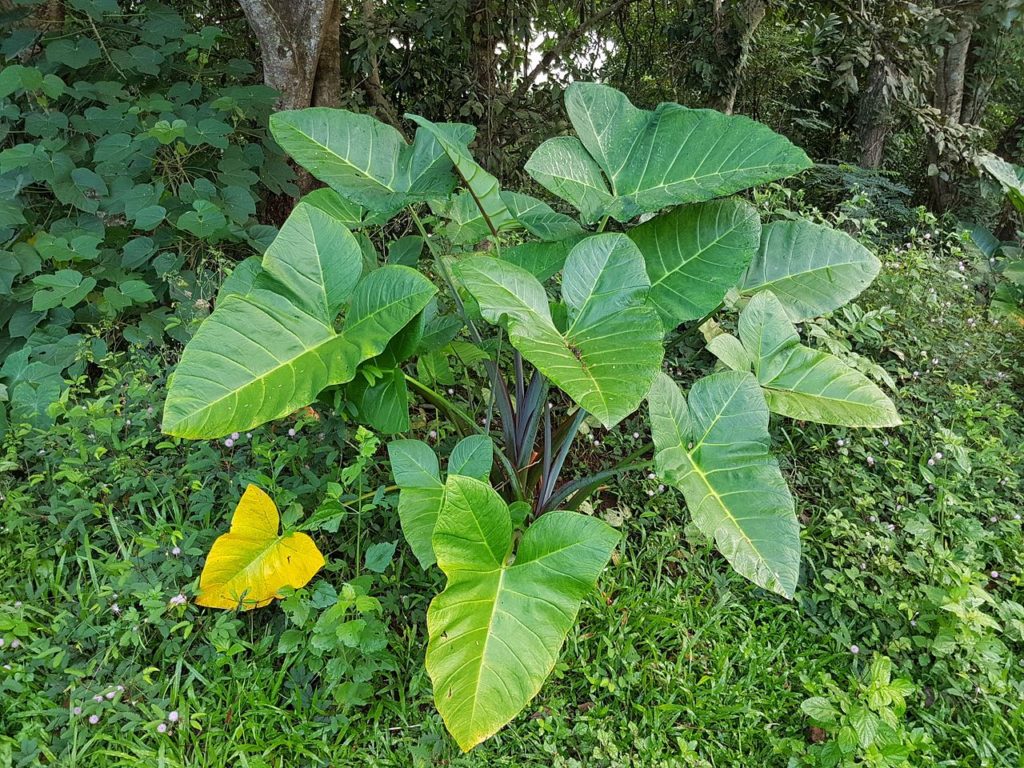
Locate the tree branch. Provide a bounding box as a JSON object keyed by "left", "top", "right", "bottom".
{"left": 512, "top": 0, "right": 635, "bottom": 102}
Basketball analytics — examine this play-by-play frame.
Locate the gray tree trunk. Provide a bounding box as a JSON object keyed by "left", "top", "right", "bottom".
{"left": 238, "top": 0, "right": 338, "bottom": 111}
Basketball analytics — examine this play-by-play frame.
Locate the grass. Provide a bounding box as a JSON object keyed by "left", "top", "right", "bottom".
{"left": 2, "top": 214, "right": 1023, "bottom": 767}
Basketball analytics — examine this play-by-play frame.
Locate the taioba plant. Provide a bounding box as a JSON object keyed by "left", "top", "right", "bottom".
{"left": 163, "top": 84, "right": 900, "bottom": 750}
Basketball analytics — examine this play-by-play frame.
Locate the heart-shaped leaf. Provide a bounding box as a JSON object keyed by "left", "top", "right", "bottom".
{"left": 526, "top": 83, "right": 810, "bottom": 223}
{"left": 388, "top": 436, "right": 495, "bottom": 569}
{"left": 427, "top": 475, "right": 618, "bottom": 750}
{"left": 629, "top": 198, "right": 761, "bottom": 326}
{"left": 710, "top": 291, "right": 901, "bottom": 427}
{"left": 738, "top": 219, "right": 880, "bottom": 320}
{"left": 197, "top": 485, "right": 325, "bottom": 610}
{"left": 163, "top": 202, "right": 436, "bottom": 437}
{"left": 648, "top": 371, "right": 800, "bottom": 597}
{"left": 270, "top": 108, "right": 465, "bottom": 216}
{"left": 455, "top": 234, "right": 664, "bottom": 427}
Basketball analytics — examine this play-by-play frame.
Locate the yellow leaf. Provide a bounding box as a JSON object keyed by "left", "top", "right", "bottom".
{"left": 197, "top": 485, "right": 325, "bottom": 611}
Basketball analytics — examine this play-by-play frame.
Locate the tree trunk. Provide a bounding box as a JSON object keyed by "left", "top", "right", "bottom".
{"left": 238, "top": 0, "right": 343, "bottom": 199}
{"left": 710, "top": 0, "right": 767, "bottom": 115}
{"left": 238, "top": 0, "right": 338, "bottom": 111}
{"left": 469, "top": 0, "right": 499, "bottom": 167}
{"left": 857, "top": 57, "right": 890, "bottom": 169}
{"left": 927, "top": 7, "right": 979, "bottom": 212}
{"left": 312, "top": 0, "right": 343, "bottom": 109}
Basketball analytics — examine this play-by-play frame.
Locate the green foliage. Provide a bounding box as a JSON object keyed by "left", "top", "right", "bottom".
{"left": 801, "top": 655, "right": 923, "bottom": 766}
{"left": 648, "top": 371, "right": 799, "bottom": 597}
{"left": 710, "top": 291, "right": 902, "bottom": 427}
{"left": 524, "top": 83, "right": 812, "bottom": 223}
{"left": 161, "top": 201, "right": 436, "bottom": 437}
{"left": 454, "top": 235, "right": 665, "bottom": 428}
{"left": 976, "top": 153, "right": 1024, "bottom": 322}
{"left": 0, "top": 3, "right": 294, "bottom": 428}
{"left": 158, "top": 81, "right": 903, "bottom": 749}
{"left": 426, "top": 475, "right": 618, "bottom": 750}
{"left": 1, "top": 207, "right": 1022, "bottom": 766}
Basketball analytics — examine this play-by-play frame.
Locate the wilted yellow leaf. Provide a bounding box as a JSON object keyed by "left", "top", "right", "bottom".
{"left": 197, "top": 484, "right": 325, "bottom": 610}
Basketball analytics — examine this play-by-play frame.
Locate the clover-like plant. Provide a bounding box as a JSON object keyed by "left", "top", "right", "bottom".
{"left": 163, "top": 83, "right": 900, "bottom": 750}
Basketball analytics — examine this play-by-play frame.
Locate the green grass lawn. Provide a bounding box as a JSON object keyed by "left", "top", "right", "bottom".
{"left": 2, "top": 224, "right": 1022, "bottom": 767}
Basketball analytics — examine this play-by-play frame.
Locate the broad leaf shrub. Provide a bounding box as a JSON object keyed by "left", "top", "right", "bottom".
{"left": 974, "top": 153, "right": 1024, "bottom": 323}
{"left": 0, "top": 2, "right": 294, "bottom": 433}
{"left": 158, "top": 83, "right": 907, "bottom": 750}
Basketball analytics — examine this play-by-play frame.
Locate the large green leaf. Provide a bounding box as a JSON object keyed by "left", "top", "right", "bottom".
{"left": 163, "top": 203, "right": 436, "bottom": 438}
{"left": 523, "top": 135, "right": 615, "bottom": 224}
{"left": 710, "top": 291, "right": 900, "bottom": 427}
{"left": 738, "top": 220, "right": 880, "bottom": 320}
{"left": 407, "top": 115, "right": 515, "bottom": 239}
{"left": 500, "top": 191, "right": 584, "bottom": 242}
{"left": 269, "top": 108, "right": 467, "bottom": 214}
{"left": 455, "top": 234, "right": 664, "bottom": 427}
{"left": 979, "top": 153, "right": 1024, "bottom": 215}
{"left": 388, "top": 436, "right": 495, "bottom": 569}
{"left": 525, "top": 83, "right": 811, "bottom": 223}
{"left": 648, "top": 371, "right": 799, "bottom": 597}
{"left": 629, "top": 199, "right": 761, "bottom": 326}
{"left": 427, "top": 475, "right": 618, "bottom": 750}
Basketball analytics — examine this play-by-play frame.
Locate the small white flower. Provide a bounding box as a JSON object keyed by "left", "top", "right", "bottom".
{"left": 990, "top": 571, "right": 999, "bottom": 579}
{"left": 657, "top": 484, "right": 665, "bottom": 492}
{"left": 850, "top": 645, "right": 860, "bottom": 654}
{"left": 105, "top": 691, "right": 115, "bottom": 700}
{"left": 632, "top": 432, "right": 640, "bottom": 439}
{"left": 73, "top": 706, "right": 82, "bottom": 715}
{"left": 93, "top": 695, "right": 104, "bottom": 703}
{"left": 428, "top": 430, "right": 437, "bottom": 440}
{"left": 168, "top": 710, "right": 179, "bottom": 723}
{"left": 171, "top": 546, "right": 181, "bottom": 557}
{"left": 287, "top": 428, "right": 296, "bottom": 437}
{"left": 447, "top": 388, "right": 454, "bottom": 395}
{"left": 157, "top": 723, "right": 167, "bottom": 733}
{"left": 169, "top": 594, "right": 186, "bottom": 607}
{"left": 646, "top": 489, "right": 655, "bottom": 497}
{"left": 989, "top": 516, "right": 997, "bottom": 523}
{"left": 866, "top": 456, "right": 875, "bottom": 466}
{"left": 231, "top": 432, "right": 240, "bottom": 440}
{"left": 927, "top": 458, "right": 935, "bottom": 466}
{"left": 935, "top": 451, "right": 943, "bottom": 460}
{"left": 89, "top": 715, "right": 100, "bottom": 725}
{"left": 836, "top": 439, "right": 845, "bottom": 447}
{"left": 647, "top": 473, "right": 656, "bottom": 480}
